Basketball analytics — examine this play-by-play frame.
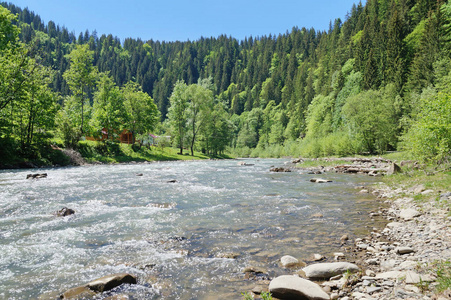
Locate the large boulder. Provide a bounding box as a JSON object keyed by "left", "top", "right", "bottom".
{"left": 386, "top": 163, "right": 402, "bottom": 175}
{"left": 269, "top": 275, "right": 329, "bottom": 300}
{"left": 399, "top": 208, "right": 421, "bottom": 220}
{"left": 303, "top": 262, "right": 360, "bottom": 279}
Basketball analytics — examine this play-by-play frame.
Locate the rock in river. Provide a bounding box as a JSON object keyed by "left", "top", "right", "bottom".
{"left": 26, "top": 173, "right": 47, "bottom": 179}
{"left": 303, "top": 262, "right": 360, "bottom": 279}
{"left": 269, "top": 275, "right": 329, "bottom": 300}
{"left": 56, "top": 207, "right": 75, "bottom": 217}
{"left": 310, "top": 178, "right": 332, "bottom": 183}
{"left": 60, "top": 273, "right": 137, "bottom": 299}
{"left": 270, "top": 167, "right": 291, "bottom": 172}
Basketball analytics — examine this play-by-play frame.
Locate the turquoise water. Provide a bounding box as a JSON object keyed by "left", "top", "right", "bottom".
{"left": 0, "top": 159, "right": 383, "bottom": 299}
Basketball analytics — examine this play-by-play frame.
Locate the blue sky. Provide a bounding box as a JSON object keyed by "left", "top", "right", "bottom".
{"left": 8, "top": 0, "right": 363, "bottom": 42}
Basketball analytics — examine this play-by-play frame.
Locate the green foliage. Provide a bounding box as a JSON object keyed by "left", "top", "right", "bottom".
{"left": 122, "top": 80, "right": 160, "bottom": 137}
{"left": 305, "top": 93, "right": 335, "bottom": 139}
{"left": 167, "top": 80, "right": 189, "bottom": 154}
{"left": 63, "top": 44, "right": 97, "bottom": 135}
{"left": 0, "top": 6, "right": 19, "bottom": 50}
{"left": 401, "top": 83, "right": 451, "bottom": 163}
{"left": 2, "top": 0, "right": 451, "bottom": 163}
{"left": 56, "top": 96, "right": 82, "bottom": 148}
{"left": 352, "top": 30, "right": 364, "bottom": 44}
{"left": 299, "top": 131, "right": 362, "bottom": 158}
{"left": 90, "top": 72, "right": 126, "bottom": 140}
{"left": 333, "top": 71, "right": 362, "bottom": 129}
{"left": 434, "top": 260, "right": 451, "bottom": 293}
{"left": 342, "top": 85, "right": 399, "bottom": 154}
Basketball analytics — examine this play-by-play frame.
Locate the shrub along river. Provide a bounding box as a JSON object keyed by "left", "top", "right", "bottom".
{"left": 0, "top": 158, "right": 386, "bottom": 299}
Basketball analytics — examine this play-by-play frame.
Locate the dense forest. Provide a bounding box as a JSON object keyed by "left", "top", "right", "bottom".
{"left": 1, "top": 0, "right": 451, "bottom": 165}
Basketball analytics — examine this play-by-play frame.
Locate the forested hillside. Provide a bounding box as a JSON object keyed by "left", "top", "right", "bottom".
{"left": 1, "top": 0, "right": 451, "bottom": 165}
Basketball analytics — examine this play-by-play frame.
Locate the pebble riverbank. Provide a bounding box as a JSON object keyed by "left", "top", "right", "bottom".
{"left": 252, "top": 159, "right": 451, "bottom": 300}
{"left": 337, "top": 183, "right": 451, "bottom": 300}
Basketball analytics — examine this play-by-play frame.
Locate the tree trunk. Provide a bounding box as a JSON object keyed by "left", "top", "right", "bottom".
{"left": 80, "top": 89, "right": 84, "bottom": 134}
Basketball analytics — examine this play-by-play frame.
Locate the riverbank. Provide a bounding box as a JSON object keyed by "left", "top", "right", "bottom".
{"left": 0, "top": 140, "right": 230, "bottom": 170}
{"left": 250, "top": 158, "right": 451, "bottom": 300}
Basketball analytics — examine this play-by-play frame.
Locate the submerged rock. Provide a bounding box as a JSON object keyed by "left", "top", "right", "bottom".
{"left": 310, "top": 178, "right": 332, "bottom": 183}
{"left": 60, "top": 286, "right": 96, "bottom": 299}
{"left": 311, "top": 213, "right": 324, "bottom": 218}
{"left": 303, "top": 262, "right": 360, "bottom": 279}
{"left": 270, "top": 167, "right": 291, "bottom": 172}
{"left": 269, "top": 275, "right": 329, "bottom": 300}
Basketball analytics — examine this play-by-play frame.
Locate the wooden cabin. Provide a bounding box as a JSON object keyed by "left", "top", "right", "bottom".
{"left": 119, "top": 129, "right": 134, "bottom": 144}
{"left": 86, "top": 128, "right": 135, "bottom": 144}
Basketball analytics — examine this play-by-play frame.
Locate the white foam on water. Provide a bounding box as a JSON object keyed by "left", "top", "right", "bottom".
{"left": 0, "top": 159, "right": 384, "bottom": 298}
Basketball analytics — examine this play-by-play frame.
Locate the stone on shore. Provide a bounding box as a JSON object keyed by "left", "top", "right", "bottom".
{"left": 375, "top": 271, "right": 405, "bottom": 280}
{"left": 404, "top": 271, "right": 434, "bottom": 284}
{"left": 281, "top": 255, "right": 303, "bottom": 268}
{"left": 303, "top": 262, "right": 360, "bottom": 279}
{"left": 399, "top": 208, "right": 421, "bottom": 220}
{"left": 387, "top": 163, "right": 402, "bottom": 175}
{"left": 395, "top": 246, "right": 414, "bottom": 255}
{"left": 269, "top": 275, "right": 329, "bottom": 300}
{"left": 312, "top": 253, "right": 324, "bottom": 261}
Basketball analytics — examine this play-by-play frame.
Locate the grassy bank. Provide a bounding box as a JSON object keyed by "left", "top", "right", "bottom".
{"left": 0, "top": 138, "right": 233, "bottom": 169}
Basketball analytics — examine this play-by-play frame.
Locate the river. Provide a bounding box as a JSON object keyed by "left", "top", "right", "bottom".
{"left": 0, "top": 158, "right": 385, "bottom": 299}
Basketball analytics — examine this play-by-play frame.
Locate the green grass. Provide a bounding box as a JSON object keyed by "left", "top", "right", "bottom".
{"left": 242, "top": 291, "right": 272, "bottom": 300}
{"left": 381, "top": 151, "right": 413, "bottom": 162}
{"left": 383, "top": 164, "right": 451, "bottom": 192}
{"left": 436, "top": 260, "right": 451, "bottom": 293}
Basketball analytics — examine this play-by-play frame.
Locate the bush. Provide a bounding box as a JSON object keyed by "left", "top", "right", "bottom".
{"left": 298, "top": 131, "right": 363, "bottom": 158}
{"left": 401, "top": 87, "right": 451, "bottom": 163}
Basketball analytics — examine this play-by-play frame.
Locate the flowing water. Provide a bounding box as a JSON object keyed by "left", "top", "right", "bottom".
{"left": 0, "top": 158, "right": 386, "bottom": 299}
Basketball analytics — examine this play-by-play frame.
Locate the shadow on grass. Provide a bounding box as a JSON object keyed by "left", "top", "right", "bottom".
{"left": 77, "top": 141, "right": 232, "bottom": 163}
